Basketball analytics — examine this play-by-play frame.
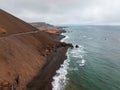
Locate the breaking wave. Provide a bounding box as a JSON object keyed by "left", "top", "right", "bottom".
{"left": 52, "top": 51, "right": 70, "bottom": 90}
{"left": 52, "top": 34, "right": 86, "bottom": 90}
{"left": 52, "top": 33, "right": 70, "bottom": 90}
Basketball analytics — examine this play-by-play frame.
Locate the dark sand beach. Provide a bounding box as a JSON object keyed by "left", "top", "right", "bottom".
{"left": 0, "top": 9, "right": 72, "bottom": 90}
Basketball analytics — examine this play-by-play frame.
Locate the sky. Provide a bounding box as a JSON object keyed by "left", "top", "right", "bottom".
{"left": 1, "top": 0, "right": 120, "bottom": 25}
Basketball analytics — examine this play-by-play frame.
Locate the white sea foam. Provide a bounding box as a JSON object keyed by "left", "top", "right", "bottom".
{"left": 52, "top": 33, "right": 70, "bottom": 90}
{"left": 52, "top": 51, "right": 70, "bottom": 90}
{"left": 70, "top": 45, "right": 86, "bottom": 67}
{"left": 61, "top": 33, "right": 69, "bottom": 42}
{"left": 52, "top": 34, "right": 86, "bottom": 90}
{"left": 79, "top": 59, "right": 86, "bottom": 66}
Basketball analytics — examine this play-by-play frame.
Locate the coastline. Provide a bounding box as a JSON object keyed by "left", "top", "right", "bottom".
{"left": 27, "top": 46, "right": 69, "bottom": 90}
{"left": 31, "top": 22, "right": 66, "bottom": 41}
{"left": 27, "top": 29, "right": 71, "bottom": 90}
{"left": 52, "top": 32, "right": 70, "bottom": 90}
{"left": 52, "top": 30, "right": 66, "bottom": 41}
{"left": 0, "top": 9, "right": 72, "bottom": 90}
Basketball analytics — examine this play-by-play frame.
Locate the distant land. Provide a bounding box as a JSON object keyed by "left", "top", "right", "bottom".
{"left": 0, "top": 9, "right": 72, "bottom": 90}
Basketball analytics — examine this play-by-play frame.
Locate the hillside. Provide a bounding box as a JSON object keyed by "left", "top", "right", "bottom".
{"left": 31, "top": 22, "right": 66, "bottom": 40}
{"left": 0, "top": 9, "right": 71, "bottom": 90}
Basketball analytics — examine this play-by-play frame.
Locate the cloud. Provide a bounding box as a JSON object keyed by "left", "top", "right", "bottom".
{"left": 1, "top": 0, "right": 120, "bottom": 25}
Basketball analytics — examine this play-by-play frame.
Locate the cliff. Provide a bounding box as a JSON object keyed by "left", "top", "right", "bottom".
{"left": 0, "top": 9, "right": 71, "bottom": 90}
{"left": 31, "top": 22, "right": 66, "bottom": 41}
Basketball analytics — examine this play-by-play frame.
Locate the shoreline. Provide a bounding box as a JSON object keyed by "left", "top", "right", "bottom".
{"left": 27, "top": 46, "right": 69, "bottom": 90}
{"left": 31, "top": 22, "right": 67, "bottom": 41}
{"left": 53, "top": 30, "right": 66, "bottom": 41}
{"left": 0, "top": 10, "right": 72, "bottom": 90}
{"left": 0, "top": 9, "right": 73, "bottom": 90}
{"left": 52, "top": 31, "right": 69, "bottom": 90}
{"left": 27, "top": 29, "right": 71, "bottom": 90}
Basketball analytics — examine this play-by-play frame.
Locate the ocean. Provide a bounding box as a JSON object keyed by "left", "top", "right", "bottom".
{"left": 52, "top": 25, "right": 120, "bottom": 90}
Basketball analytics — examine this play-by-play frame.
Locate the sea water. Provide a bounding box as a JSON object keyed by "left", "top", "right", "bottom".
{"left": 52, "top": 25, "right": 120, "bottom": 90}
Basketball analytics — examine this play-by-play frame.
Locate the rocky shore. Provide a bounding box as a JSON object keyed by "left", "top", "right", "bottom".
{"left": 30, "top": 22, "right": 72, "bottom": 90}
{"left": 0, "top": 9, "right": 72, "bottom": 90}
{"left": 31, "top": 22, "right": 66, "bottom": 41}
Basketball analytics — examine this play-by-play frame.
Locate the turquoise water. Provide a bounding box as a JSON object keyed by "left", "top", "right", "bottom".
{"left": 52, "top": 25, "right": 120, "bottom": 90}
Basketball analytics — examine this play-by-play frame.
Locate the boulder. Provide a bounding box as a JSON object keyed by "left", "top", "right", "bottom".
{"left": 75, "top": 45, "right": 79, "bottom": 48}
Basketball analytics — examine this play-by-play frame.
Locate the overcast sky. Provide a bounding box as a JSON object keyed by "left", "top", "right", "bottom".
{"left": 1, "top": 0, "right": 120, "bottom": 25}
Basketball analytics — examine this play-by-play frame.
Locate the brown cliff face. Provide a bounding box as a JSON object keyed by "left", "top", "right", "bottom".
{"left": 31, "top": 22, "right": 66, "bottom": 41}
{"left": 0, "top": 9, "right": 63, "bottom": 90}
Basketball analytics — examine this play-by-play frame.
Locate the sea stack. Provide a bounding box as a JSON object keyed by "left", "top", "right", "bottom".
{"left": 75, "top": 45, "right": 79, "bottom": 48}
{"left": 0, "top": 9, "right": 71, "bottom": 90}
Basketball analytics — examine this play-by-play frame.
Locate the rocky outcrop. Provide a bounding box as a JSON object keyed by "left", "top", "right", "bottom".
{"left": 75, "top": 45, "right": 79, "bottom": 48}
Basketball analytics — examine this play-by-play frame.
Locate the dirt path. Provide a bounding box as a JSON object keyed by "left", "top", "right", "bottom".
{"left": 0, "top": 30, "right": 39, "bottom": 39}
